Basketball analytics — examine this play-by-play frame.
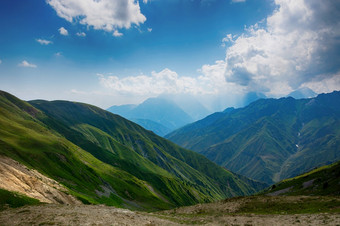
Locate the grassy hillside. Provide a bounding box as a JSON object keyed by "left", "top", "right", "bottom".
{"left": 167, "top": 91, "right": 340, "bottom": 184}
{"left": 30, "top": 99, "right": 266, "bottom": 199}
{"left": 0, "top": 188, "right": 40, "bottom": 211}
{"left": 0, "top": 90, "right": 265, "bottom": 210}
{"left": 263, "top": 160, "right": 340, "bottom": 196}
{"left": 0, "top": 91, "right": 174, "bottom": 210}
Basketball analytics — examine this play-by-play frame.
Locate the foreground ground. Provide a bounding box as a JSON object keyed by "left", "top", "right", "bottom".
{"left": 0, "top": 196, "right": 339, "bottom": 225}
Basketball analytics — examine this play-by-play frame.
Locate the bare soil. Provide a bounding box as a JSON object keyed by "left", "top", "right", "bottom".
{"left": 0, "top": 201, "right": 339, "bottom": 225}
{"left": 0, "top": 204, "right": 176, "bottom": 226}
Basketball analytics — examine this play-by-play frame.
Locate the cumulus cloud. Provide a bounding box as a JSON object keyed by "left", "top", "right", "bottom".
{"left": 113, "top": 30, "right": 123, "bottom": 37}
{"left": 99, "top": 65, "right": 233, "bottom": 96}
{"left": 221, "top": 0, "right": 340, "bottom": 96}
{"left": 36, "top": 39, "right": 53, "bottom": 45}
{"left": 18, "top": 60, "right": 37, "bottom": 68}
{"left": 47, "top": 0, "right": 146, "bottom": 32}
{"left": 98, "top": 64, "right": 244, "bottom": 110}
{"left": 97, "top": 0, "right": 339, "bottom": 109}
{"left": 76, "top": 32, "right": 86, "bottom": 37}
{"left": 58, "top": 27, "right": 68, "bottom": 36}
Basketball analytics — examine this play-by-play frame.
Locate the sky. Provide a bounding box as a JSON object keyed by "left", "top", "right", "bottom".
{"left": 0, "top": 0, "right": 339, "bottom": 111}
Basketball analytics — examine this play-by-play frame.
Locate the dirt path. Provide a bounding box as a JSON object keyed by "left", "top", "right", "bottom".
{"left": 0, "top": 204, "right": 177, "bottom": 226}
{"left": 1, "top": 203, "right": 339, "bottom": 226}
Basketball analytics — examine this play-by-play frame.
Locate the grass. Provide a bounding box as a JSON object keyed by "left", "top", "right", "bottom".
{"left": 262, "top": 159, "right": 340, "bottom": 196}
{"left": 0, "top": 188, "right": 40, "bottom": 211}
{"left": 154, "top": 195, "right": 340, "bottom": 225}
{"left": 0, "top": 90, "right": 265, "bottom": 211}
{"left": 237, "top": 196, "right": 340, "bottom": 214}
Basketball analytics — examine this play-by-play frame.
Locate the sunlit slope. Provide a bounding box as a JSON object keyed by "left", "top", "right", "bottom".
{"left": 0, "top": 91, "right": 177, "bottom": 210}
{"left": 30, "top": 99, "right": 266, "bottom": 200}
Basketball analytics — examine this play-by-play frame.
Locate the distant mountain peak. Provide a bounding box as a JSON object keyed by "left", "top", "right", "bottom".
{"left": 288, "top": 87, "right": 317, "bottom": 99}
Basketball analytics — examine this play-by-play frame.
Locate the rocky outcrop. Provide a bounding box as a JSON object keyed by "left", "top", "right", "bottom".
{"left": 0, "top": 155, "right": 80, "bottom": 204}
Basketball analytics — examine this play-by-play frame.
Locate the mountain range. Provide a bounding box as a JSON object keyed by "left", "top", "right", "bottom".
{"left": 166, "top": 91, "right": 340, "bottom": 184}
{"left": 107, "top": 96, "right": 211, "bottom": 136}
{"left": 0, "top": 90, "right": 266, "bottom": 210}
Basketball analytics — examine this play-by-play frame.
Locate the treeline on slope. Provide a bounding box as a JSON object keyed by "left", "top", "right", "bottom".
{"left": 167, "top": 91, "right": 340, "bottom": 185}
{"left": 0, "top": 90, "right": 265, "bottom": 211}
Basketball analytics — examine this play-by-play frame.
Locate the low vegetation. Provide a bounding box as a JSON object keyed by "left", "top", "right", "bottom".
{"left": 0, "top": 188, "right": 40, "bottom": 211}
{"left": 263, "top": 160, "right": 340, "bottom": 196}
{"left": 0, "top": 90, "right": 265, "bottom": 211}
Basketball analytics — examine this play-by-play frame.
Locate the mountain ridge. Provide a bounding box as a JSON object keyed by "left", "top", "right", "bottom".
{"left": 0, "top": 90, "right": 265, "bottom": 210}
{"left": 167, "top": 91, "right": 340, "bottom": 184}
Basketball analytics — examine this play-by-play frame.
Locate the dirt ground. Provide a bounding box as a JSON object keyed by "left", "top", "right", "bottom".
{"left": 0, "top": 204, "right": 176, "bottom": 226}
{"left": 0, "top": 203, "right": 339, "bottom": 226}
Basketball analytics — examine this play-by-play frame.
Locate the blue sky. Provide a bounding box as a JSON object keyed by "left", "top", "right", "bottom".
{"left": 0, "top": 0, "right": 339, "bottom": 110}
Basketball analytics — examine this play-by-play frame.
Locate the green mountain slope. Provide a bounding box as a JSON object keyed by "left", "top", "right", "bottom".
{"left": 0, "top": 90, "right": 265, "bottom": 210}
{"left": 0, "top": 91, "right": 174, "bottom": 210}
{"left": 264, "top": 160, "right": 340, "bottom": 196}
{"left": 167, "top": 91, "right": 340, "bottom": 184}
{"left": 29, "top": 99, "right": 266, "bottom": 198}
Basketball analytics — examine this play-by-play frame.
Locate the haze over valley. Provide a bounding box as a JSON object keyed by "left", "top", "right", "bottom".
{"left": 1, "top": 0, "right": 340, "bottom": 225}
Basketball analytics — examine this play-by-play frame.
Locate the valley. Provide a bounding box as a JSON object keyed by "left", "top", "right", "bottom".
{"left": 0, "top": 90, "right": 339, "bottom": 225}
{"left": 0, "top": 90, "right": 265, "bottom": 210}
{"left": 1, "top": 0, "right": 340, "bottom": 225}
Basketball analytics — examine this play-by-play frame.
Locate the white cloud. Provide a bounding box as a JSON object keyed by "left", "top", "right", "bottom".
{"left": 18, "top": 60, "right": 37, "bottom": 68}
{"left": 76, "top": 32, "right": 86, "bottom": 37}
{"left": 99, "top": 66, "right": 232, "bottom": 96}
{"left": 58, "top": 27, "right": 68, "bottom": 36}
{"left": 302, "top": 72, "right": 340, "bottom": 94}
{"left": 113, "top": 30, "right": 123, "bottom": 37}
{"left": 47, "top": 0, "right": 146, "bottom": 32}
{"left": 147, "top": 28, "right": 152, "bottom": 32}
{"left": 36, "top": 39, "right": 53, "bottom": 45}
{"left": 96, "top": 0, "right": 340, "bottom": 109}
{"left": 220, "top": 0, "right": 340, "bottom": 96}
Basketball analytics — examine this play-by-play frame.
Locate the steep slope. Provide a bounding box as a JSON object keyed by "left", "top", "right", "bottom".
{"left": 30, "top": 98, "right": 266, "bottom": 199}
{"left": 0, "top": 91, "right": 266, "bottom": 209}
{"left": 107, "top": 97, "right": 194, "bottom": 136}
{"left": 0, "top": 91, "right": 175, "bottom": 210}
{"left": 0, "top": 91, "right": 266, "bottom": 210}
{"left": 167, "top": 91, "right": 340, "bottom": 184}
{"left": 0, "top": 155, "right": 80, "bottom": 204}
